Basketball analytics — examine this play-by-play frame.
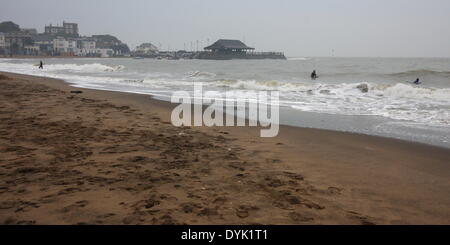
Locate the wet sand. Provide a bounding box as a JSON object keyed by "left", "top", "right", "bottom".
{"left": 0, "top": 71, "right": 449, "bottom": 225}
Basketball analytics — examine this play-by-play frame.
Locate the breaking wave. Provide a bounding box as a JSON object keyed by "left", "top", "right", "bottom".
{"left": 205, "top": 79, "right": 450, "bottom": 126}
{"left": 1, "top": 58, "right": 449, "bottom": 128}
{"left": 211, "top": 79, "right": 450, "bottom": 100}
{"left": 186, "top": 70, "right": 217, "bottom": 78}
{"left": 390, "top": 69, "right": 450, "bottom": 78}
{"left": 287, "top": 57, "right": 311, "bottom": 61}
{"left": 41, "top": 63, "right": 125, "bottom": 73}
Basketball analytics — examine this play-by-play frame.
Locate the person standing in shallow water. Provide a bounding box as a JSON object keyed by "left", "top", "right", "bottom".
{"left": 311, "top": 70, "right": 318, "bottom": 80}
{"left": 38, "top": 60, "right": 44, "bottom": 69}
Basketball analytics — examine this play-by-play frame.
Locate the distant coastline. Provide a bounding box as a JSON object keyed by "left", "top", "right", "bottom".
{"left": 0, "top": 55, "right": 129, "bottom": 59}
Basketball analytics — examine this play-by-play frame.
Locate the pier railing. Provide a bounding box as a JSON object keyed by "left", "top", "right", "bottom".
{"left": 195, "top": 51, "right": 286, "bottom": 60}
{"left": 246, "top": 51, "right": 285, "bottom": 56}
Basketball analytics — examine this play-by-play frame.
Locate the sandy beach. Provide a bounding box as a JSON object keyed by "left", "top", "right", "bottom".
{"left": 0, "top": 71, "right": 449, "bottom": 225}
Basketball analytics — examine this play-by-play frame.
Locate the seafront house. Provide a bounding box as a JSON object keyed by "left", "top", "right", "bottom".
{"left": 76, "top": 38, "right": 97, "bottom": 57}
{"left": 32, "top": 34, "right": 55, "bottom": 56}
{"left": 3, "top": 32, "right": 33, "bottom": 55}
{"left": 53, "top": 37, "right": 77, "bottom": 55}
{"left": 0, "top": 33, "right": 6, "bottom": 54}
{"left": 96, "top": 48, "right": 114, "bottom": 58}
{"left": 23, "top": 44, "right": 40, "bottom": 56}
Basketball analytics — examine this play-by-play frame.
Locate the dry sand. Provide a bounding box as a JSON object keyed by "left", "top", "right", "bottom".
{"left": 0, "top": 71, "right": 449, "bottom": 225}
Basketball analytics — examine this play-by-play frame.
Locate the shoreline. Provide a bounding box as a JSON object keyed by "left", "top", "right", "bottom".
{"left": 0, "top": 55, "right": 129, "bottom": 59}
{"left": 1, "top": 56, "right": 448, "bottom": 148}
{"left": 0, "top": 71, "right": 449, "bottom": 224}
{"left": 2, "top": 66, "right": 448, "bottom": 149}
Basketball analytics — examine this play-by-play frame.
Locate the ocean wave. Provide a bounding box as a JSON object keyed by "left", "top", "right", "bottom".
{"left": 186, "top": 71, "right": 217, "bottom": 78}
{"left": 1, "top": 59, "right": 449, "bottom": 128}
{"left": 376, "top": 83, "right": 450, "bottom": 101}
{"left": 210, "top": 79, "right": 450, "bottom": 101}
{"left": 43, "top": 63, "right": 125, "bottom": 73}
{"left": 390, "top": 69, "right": 450, "bottom": 78}
{"left": 212, "top": 79, "right": 318, "bottom": 91}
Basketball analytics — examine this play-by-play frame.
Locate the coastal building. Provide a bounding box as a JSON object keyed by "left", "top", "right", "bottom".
{"left": 20, "top": 28, "right": 38, "bottom": 35}
{"left": 53, "top": 37, "right": 77, "bottom": 55}
{"left": 23, "top": 45, "right": 40, "bottom": 55}
{"left": 0, "top": 33, "right": 7, "bottom": 55}
{"left": 93, "top": 35, "right": 130, "bottom": 57}
{"left": 96, "top": 48, "right": 114, "bottom": 58}
{"left": 0, "top": 33, "right": 6, "bottom": 48}
{"left": 31, "top": 34, "right": 55, "bottom": 55}
{"left": 76, "top": 38, "right": 97, "bottom": 56}
{"left": 32, "top": 34, "right": 54, "bottom": 46}
{"left": 204, "top": 39, "right": 255, "bottom": 53}
{"left": 3, "top": 32, "right": 33, "bottom": 55}
{"left": 45, "top": 22, "right": 79, "bottom": 36}
{"left": 132, "top": 43, "right": 159, "bottom": 57}
{"left": 0, "top": 20, "right": 130, "bottom": 57}
{"left": 197, "top": 39, "right": 286, "bottom": 60}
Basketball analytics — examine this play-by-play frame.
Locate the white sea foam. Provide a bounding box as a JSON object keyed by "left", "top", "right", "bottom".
{"left": 201, "top": 79, "right": 450, "bottom": 126}
{"left": 43, "top": 63, "right": 125, "bottom": 73}
{"left": 287, "top": 57, "right": 311, "bottom": 61}
{"left": 186, "top": 70, "right": 217, "bottom": 78}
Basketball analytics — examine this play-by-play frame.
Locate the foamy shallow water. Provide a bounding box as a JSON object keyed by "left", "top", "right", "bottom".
{"left": 1, "top": 57, "right": 449, "bottom": 148}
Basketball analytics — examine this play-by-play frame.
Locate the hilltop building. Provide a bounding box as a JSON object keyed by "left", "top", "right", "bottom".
{"left": 21, "top": 28, "right": 38, "bottom": 35}
{"left": 45, "top": 22, "right": 79, "bottom": 36}
{"left": 93, "top": 35, "right": 130, "bottom": 56}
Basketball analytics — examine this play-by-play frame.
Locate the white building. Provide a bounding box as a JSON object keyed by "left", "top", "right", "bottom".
{"left": 52, "top": 37, "right": 113, "bottom": 57}
{"left": 96, "top": 48, "right": 114, "bottom": 58}
{"left": 0, "top": 33, "right": 7, "bottom": 55}
{"left": 24, "top": 45, "right": 40, "bottom": 55}
{"left": 45, "top": 22, "right": 79, "bottom": 36}
{"left": 76, "top": 39, "right": 96, "bottom": 56}
{"left": 0, "top": 33, "right": 6, "bottom": 48}
{"left": 53, "top": 37, "right": 77, "bottom": 54}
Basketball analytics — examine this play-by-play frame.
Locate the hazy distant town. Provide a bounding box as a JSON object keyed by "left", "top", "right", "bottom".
{"left": 0, "top": 21, "right": 285, "bottom": 60}
{"left": 0, "top": 21, "right": 132, "bottom": 58}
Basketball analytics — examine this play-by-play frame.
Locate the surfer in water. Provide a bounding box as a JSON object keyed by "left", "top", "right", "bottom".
{"left": 311, "top": 70, "right": 318, "bottom": 80}
{"left": 38, "top": 60, "right": 43, "bottom": 69}
{"left": 413, "top": 78, "right": 420, "bottom": 85}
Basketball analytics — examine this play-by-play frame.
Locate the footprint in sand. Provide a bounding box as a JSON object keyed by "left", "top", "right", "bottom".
{"left": 61, "top": 200, "right": 89, "bottom": 213}
{"left": 288, "top": 212, "right": 314, "bottom": 222}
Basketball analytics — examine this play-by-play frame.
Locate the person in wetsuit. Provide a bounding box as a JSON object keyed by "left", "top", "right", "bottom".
{"left": 311, "top": 70, "right": 318, "bottom": 80}
{"left": 38, "top": 60, "right": 43, "bottom": 69}
{"left": 413, "top": 78, "right": 420, "bottom": 85}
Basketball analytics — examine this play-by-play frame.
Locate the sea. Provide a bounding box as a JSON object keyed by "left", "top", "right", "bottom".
{"left": 1, "top": 57, "right": 449, "bottom": 148}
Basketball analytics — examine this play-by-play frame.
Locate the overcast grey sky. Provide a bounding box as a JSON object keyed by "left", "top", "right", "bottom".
{"left": 2, "top": 0, "right": 450, "bottom": 57}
